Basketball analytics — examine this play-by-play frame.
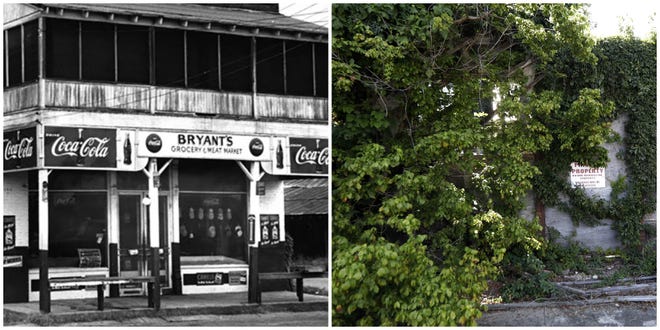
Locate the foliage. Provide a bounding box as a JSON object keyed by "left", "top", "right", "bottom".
{"left": 332, "top": 4, "right": 613, "bottom": 326}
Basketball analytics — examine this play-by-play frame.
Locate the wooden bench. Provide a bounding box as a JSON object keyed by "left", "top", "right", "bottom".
{"left": 257, "top": 270, "right": 327, "bottom": 303}
{"left": 49, "top": 276, "right": 158, "bottom": 311}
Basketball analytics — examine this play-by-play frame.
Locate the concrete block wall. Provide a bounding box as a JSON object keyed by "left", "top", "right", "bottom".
{"left": 521, "top": 114, "right": 655, "bottom": 250}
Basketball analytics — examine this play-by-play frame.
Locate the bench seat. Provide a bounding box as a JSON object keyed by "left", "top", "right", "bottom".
{"left": 49, "top": 276, "right": 157, "bottom": 311}
{"left": 257, "top": 271, "right": 328, "bottom": 302}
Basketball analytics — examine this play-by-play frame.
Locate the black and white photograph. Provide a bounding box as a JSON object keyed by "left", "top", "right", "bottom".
{"left": 3, "top": 2, "right": 329, "bottom": 326}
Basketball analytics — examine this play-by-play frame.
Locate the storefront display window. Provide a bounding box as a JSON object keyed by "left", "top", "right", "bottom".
{"left": 178, "top": 160, "right": 247, "bottom": 263}
{"left": 179, "top": 194, "right": 246, "bottom": 261}
{"left": 28, "top": 171, "right": 108, "bottom": 268}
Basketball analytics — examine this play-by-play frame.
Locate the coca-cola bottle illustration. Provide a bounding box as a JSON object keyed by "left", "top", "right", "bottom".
{"left": 15, "top": 131, "right": 21, "bottom": 169}
{"left": 276, "top": 140, "right": 284, "bottom": 169}
{"left": 314, "top": 139, "right": 322, "bottom": 174}
{"left": 76, "top": 128, "right": 85, "bottom": 166}
{"left": 123, "top": 133, "right": 132, "bottom": 165}
{"left": 271, "top": 223, "right": 279, "bottom": 241}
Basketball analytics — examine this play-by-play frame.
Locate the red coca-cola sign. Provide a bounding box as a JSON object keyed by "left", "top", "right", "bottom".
{"left": 44, "top": 126, "right": 116, "bottom": 168}
{"left": 289, "top": 138, "right": 329, "bottom": 174}
{"left": 3, "top": 127, "right": 37, "bottom": 170}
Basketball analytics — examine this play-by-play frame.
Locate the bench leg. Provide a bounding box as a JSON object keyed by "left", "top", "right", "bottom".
{"left": 296, "top": 278, "right": 303, "bottom": 302}
{"left": 97, "top": 284, "right": 104, "bottom": 311}
{"left": 148, "top": 283, "right": 154, "bottom": 308}
{"left": 257, "top": 281, "right": 262, "bottom": 304}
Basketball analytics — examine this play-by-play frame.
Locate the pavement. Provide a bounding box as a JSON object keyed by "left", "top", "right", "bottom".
{"left": 478, "top": 296, "right": 657, "bottom": 326}
{"left": 3, "top": 280, "right": 329, "bottom": 326}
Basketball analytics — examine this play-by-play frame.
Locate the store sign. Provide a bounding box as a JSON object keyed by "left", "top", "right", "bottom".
{"left": 4, "top": 216, "right": 16, "bottom": 252}
{"left": 196, "top": 272, "right": 224, "bottom": 285}
{"left": 289, "top": 138, "right": 329, "bottom": 174}
{"left": 3, "top": 127, "right": 37, "bottom": 170}
{"left": 78, "top": 248, "right": 102, "bottom": 268}
{"left": 137, "top": 131, "right": 270, "bottom": 161}
{"left": 256, "top": 181, "right": 266, "bottom": 196}
{"left": 3, "top": 255, "right": 22, "bottom": 268}
{"left": 259, "top": 214, "right": 280, "bottom": 245}
{"left": 570, "top": 162, "right": 606, "bottom": 188}
{"left": 228, "top": 271, "right": 247, "bottom": 285}
{"left": 44, "top": 127, "right": 116, "bottom": 168}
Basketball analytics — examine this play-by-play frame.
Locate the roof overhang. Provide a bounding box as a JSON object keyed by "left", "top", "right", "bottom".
{"left": 19, "top": 3, "right": 327, "bottom": 43}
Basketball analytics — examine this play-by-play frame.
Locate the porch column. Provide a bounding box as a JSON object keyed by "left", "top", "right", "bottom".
{"left": 38, "top": 169, "right": 50, "bottom": 313}
{"left": 108, "top": 172, "right": 120, "bottom": 297}
{"left": 246, "top": 161, "right": 261, "bottom": 303}
{"left": 171, "top": 160, "right": 182, "bottom": 294}
{"left": 145, "top": 158, "right": 160, "bottom": 310}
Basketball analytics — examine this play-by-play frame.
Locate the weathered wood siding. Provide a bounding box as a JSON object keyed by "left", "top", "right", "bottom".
{"left": 155, "top": 88, "right": 252, "bottom": 116}
{"left": 256, "top": 94, "right": 328, "bottom": 121}
{"left": 3, "top": 83, "right": 39, "bottom": 112}
{"left": 47, "top": 81, "right": 150, "bottom": 111}
{"left": 4, "top": 80, "right": 327, "bottom": 122}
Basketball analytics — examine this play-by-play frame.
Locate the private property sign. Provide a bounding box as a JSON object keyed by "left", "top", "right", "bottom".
{"left": 570, "top": 162, "right": 606, "bottom": 188}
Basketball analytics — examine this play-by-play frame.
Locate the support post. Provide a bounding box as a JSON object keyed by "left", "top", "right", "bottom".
{"left": 38, "top": 169, "right": 50, "bottom": 313}
{"left": 246, "top": 161, "right": 261, "bottom": 302}
{"left": 146, "top": 159, "right": 160, "bottom": 310}
{"left": 38, "top": 16, "right": 45, "bottom": 109}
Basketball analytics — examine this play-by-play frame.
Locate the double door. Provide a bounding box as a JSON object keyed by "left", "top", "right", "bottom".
{"left": 118, "top": 193, "right": 170, "bottom": 296}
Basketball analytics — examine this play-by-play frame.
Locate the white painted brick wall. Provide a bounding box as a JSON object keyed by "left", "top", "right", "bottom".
{"left": 258, "top": 174, "right": 285, "bottom": 242}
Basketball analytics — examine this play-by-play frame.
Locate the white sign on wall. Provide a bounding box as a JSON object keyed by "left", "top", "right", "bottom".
{"left": 570, "top": 162, "right": 606, "bottom": 188}
{"left": 136, "top": 131, "right": 270, "bottom": 161}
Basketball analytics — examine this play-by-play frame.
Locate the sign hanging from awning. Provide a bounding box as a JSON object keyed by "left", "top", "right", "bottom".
{"left": 289, "top": 138, "right": 329, "bottom": 175}
{"left": 261, "top": 136, "right": 329, "bottom": 176}
{"left": 4, "top": 125, "right": 145, "bottom": 172}
{"left": 45, "top": 126, "right": 117, "bottom": 168}
{"left": 3, "top": 127, "right": 37, "bottom": 171}
{"left": 570, "top": 162, "right": 606, "bottom": 188}
{"left": 136, "top": 131, "right": 270, "bottom": 161}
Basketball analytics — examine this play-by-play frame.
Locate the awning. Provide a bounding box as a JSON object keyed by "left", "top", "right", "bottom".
{"left": 284, "top": 179, "right": 328, "bottom": 215}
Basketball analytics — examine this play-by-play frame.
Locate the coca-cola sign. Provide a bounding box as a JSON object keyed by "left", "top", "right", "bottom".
{"left": 44, "top": 127, "right": 116, "bottom": 168}
{"left": 289, "top": 138, "right": 329, "bottom": 175}
{"left": 3, "top": 127, "right": 37, "bottom": 170}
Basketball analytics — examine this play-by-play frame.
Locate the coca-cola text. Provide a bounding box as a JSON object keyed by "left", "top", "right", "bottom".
{"left": 294, "top": 146, "right": 329, "bottom": 166}
{"left": 51, "top": 136, "right": 110, "bottom": 158}
{"left": 4, "top": 137, "right": 34, "bottom": 161}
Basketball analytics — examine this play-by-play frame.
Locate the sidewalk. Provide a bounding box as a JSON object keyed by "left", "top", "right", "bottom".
{"left": 3, "top": 290, "right": 328, "bottom": 326}
{"left": 478, "top": 296, "right": 656, "bottom": 326}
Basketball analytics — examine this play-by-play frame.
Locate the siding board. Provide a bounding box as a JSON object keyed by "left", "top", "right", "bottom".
{"left": 256, "top": 94, "right": 327, "bottom": 121}
{"left": 4, "top": 80, "right": 326, "bottom": 122}
{"left": 4, "top": 83, "right": 39, "bottom": 112}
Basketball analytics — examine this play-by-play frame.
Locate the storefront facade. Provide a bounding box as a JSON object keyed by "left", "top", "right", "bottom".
{"left": 3, "top": 4, "right": 328, "bottom": 308}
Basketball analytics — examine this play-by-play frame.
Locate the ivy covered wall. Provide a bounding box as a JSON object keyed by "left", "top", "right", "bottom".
{"left": 529, "top": 36, "right": 656, "bottom": 251}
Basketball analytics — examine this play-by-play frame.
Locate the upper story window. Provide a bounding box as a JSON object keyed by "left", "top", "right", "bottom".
{"left": 5, "top": 20, "right": 39, "bottom": 87}
{"left": 82, "top": 21, "right": 115, "bottom": 82}
{"left": 117, "top": 24, "right": 150, "bottom": 84}
{"left": 45, "top": 18, "right": 79, "bottom": 80}
{"left": 156, "top": 28, "right": 185, "bottom": 87}
{"left": 9, "top": 17, "right": 327, "bottom": 97}
{"left": 221, "top": 34, "right": 252, "bottom": 93}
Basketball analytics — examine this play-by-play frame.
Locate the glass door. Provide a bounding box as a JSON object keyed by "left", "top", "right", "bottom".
{"left": 118, "top": 193, "right": 170, "bottom": 296}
